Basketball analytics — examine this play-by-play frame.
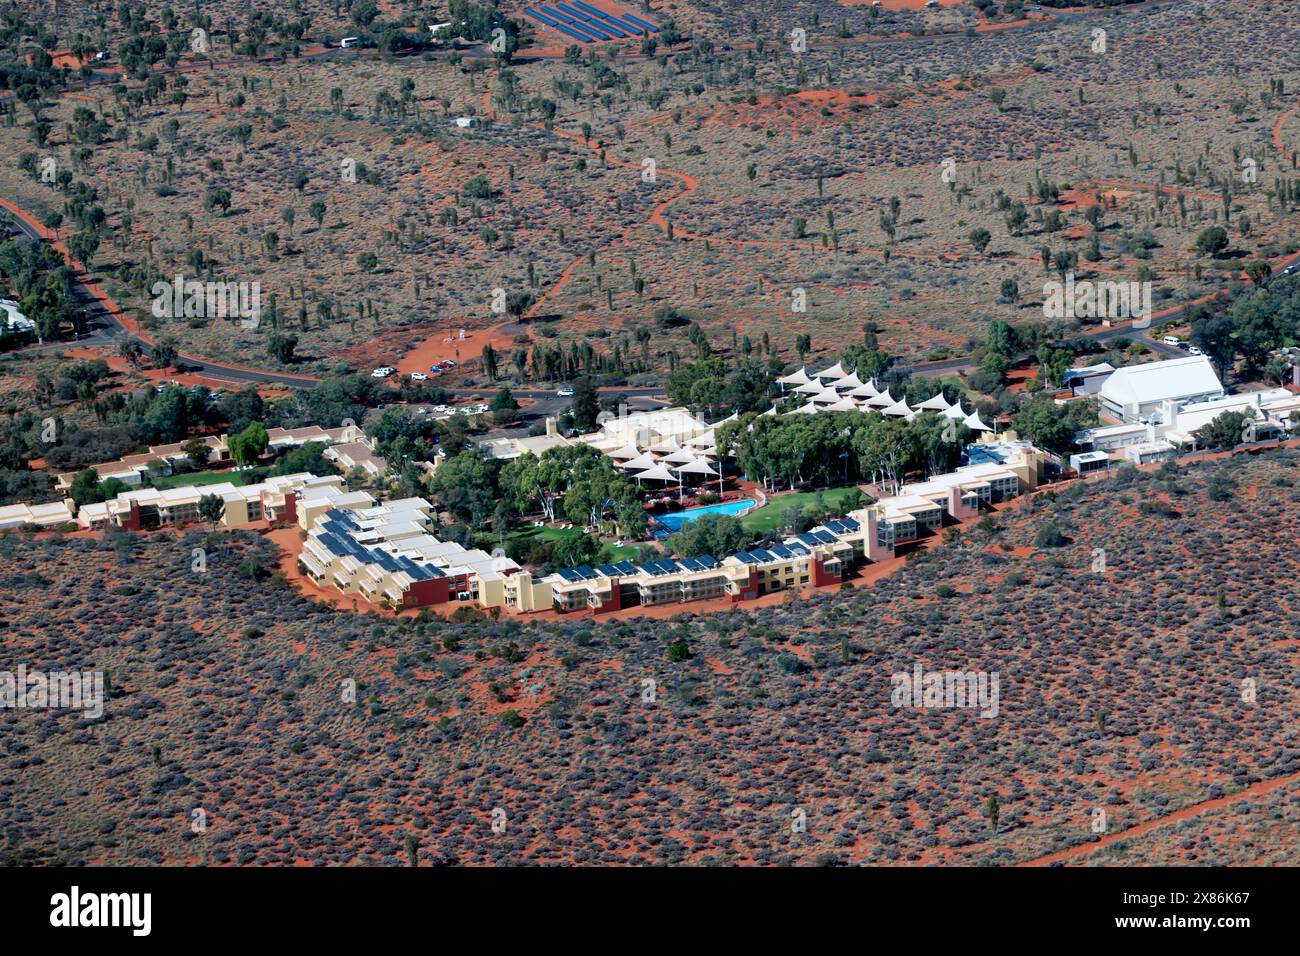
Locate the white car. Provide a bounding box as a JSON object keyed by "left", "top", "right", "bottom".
{"left": 1188, "top": 346, "right": 1203, "bottom": 356}
{"left": 411, "top": 371, "right": 428, "bottom": 381}
{"left": 340, "top": 36, "right": 361, "bottom": 49}
{"left": 1161, "top": 336, "right": 1181, "bottom": 347}
{"left": 432, "top": 405, "right": 449, "bottom": 413}
{"left": 370, "top": 366, "right": 395, "bottom": 378}
{"left": 557, "top": 386, "right": 575, "bottom": 397}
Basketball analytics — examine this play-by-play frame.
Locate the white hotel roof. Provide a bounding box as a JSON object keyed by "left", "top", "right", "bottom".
{"left": 1100, "top": 355, "right": 1223, "bottom": 406}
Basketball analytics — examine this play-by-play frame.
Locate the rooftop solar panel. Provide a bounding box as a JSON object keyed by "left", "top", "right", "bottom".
{"left": 595, "top": 563, "right": 619, "bottom": 577}
{"left": 734, "top": 551, "right": 758, "bottom": 565}
{"left": 559, "top": 568, "right": 581, "bottom": 583}
{"left": 751, "top": 549, "right": 775, "bottom": 563}
{"left": 614, "top": 561, "right": 638, "bottom": 575}
{"left": 814, "top": 530, "right": 838, "bottom": 544}
{"left": 697, "top": 555, "right": 719, "bottom": 568}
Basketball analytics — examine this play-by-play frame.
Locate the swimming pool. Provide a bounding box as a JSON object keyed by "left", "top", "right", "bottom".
{"left": 654, "top": 498, "right": 756, "bottom": 534}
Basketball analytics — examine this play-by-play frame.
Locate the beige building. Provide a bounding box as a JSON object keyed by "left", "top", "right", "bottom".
{"left": 0, "top": 499, "right": 76, "bottom": 530}
{"left": 76, "top": 473, "right": 341, "bottom": 530}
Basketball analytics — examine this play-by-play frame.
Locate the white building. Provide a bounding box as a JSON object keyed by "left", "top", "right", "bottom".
{"left": 1098, "top": 355, "right": 1224, "bottom": 423}
{"left": 1, "top": 299, "right": 35, "bottom": 335}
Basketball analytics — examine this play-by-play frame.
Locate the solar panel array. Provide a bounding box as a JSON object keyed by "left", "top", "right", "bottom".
{"left": 317, "top": 512, "right": 444, "bottom": 580}
{"left": 524, "top": 3, "right": 659, "bottom": 44}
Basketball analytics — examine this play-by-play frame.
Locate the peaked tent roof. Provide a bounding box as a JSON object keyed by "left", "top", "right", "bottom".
{"left": 608, "top": 442, "right": 643, "bottom": 460}
{"left": 633, "top": 463, "right": 678, "bottom": 482}
{"left": 674, "top": 457, "right": 720, "bottom": 476}
{"left": 777, "top": 367, "right": 813, "bottom": 386}
{"left": 814, "top": 362, "right": 847, "bottom": 381}
{"left": 964, "top": 411, "right": 994, "bottom": 432}
{"left": 915, "top": 392, "right": 952, "bottom": 412}
{"left": 617, "top": 451, "right": 659, "bottom": 471}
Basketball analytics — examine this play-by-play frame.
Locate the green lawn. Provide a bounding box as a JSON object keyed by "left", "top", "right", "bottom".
{"left": 740, "top": 486, "right": 864, "bottom": 535}
{"left": 148, "top": 469, "right": 240, "bottom": 489}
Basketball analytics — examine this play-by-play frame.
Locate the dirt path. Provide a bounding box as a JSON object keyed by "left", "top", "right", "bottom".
{"left": 1016, "top": 769, "right": 1300, "bottom": 867}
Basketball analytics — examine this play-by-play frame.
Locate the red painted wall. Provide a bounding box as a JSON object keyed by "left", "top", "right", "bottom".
{"left": 403, "top": 576, "right": 451, "bottom": 608}
{"left": 594, "top": 578, "right": 622, "bottom": 614}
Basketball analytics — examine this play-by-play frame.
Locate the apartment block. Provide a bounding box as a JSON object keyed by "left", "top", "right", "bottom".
{"left": 76, "top": 473, "right": 340, "bottom": 530}
{"left": 299, "top": 497, "right": 521, "bottom": 610}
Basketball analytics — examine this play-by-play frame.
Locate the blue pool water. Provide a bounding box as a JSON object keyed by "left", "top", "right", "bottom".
{"left": 654, "top": 498, "right": 756, "bottom": 535}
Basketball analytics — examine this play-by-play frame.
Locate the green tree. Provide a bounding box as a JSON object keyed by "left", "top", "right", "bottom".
{"left": 228, "top": 421, "right": 269, "bottom": 467}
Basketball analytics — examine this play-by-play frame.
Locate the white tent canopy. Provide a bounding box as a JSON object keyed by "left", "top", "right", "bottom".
{"left": 814, "top": 362, "right": 847, "bottom": 381}
{"left": 883, "top": 398, "right": 914, "bottom": 418}
{"left": 834, "top": 372, "right": 865, "bottom": 391}
{"left": 964, "top": 411, "right": 994, "bottom": 432}
{"left": 607, "top": 442, "right": 643, "bottom": 460}
{"left": 686, "top": 429, "right": 716, "bottom": 448}
{"left": 662, "top": 447, "right": 699, "bottom": 465}
{"left": 634, "top": 463, "right": 678, "bottom": 483}
{"left": 617, "top": 451, "right": 659, "bottom": 471}
{"left": 849, "top": 382, "right": 880, "bottom": 398}
{"left": 791, "top": 401, "right": 821, "bottom": 415}
{"left": 777, "top": 367, "right": 813, "bottom": 387}
{"left": 649, "top": 435, "right": 681, "bottom": 454}
{"left": 865, "top": 389, "right": 895, "bottom": 409}
{"left": 825, "top": 397, "right": 859, "bottom": 412}
{"left": 812, "top": 388, "right": 843, "bottom": 405}
{"left": 674, "top": 457, "right": 720, "bottom": 477}
{"left": 793, "top": 380, "right": 827, "bottom": 395}
{"left": 915, "top": 392, "right": 952, "bottom": 412}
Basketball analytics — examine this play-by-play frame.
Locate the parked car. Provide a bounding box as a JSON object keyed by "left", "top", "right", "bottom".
{"left": 1161, "top": 335, "right": 1181, "bottom": 347}
{"left": 427, "top": 365, "right": 441, "bottom": 374}
{"left": 340, "top": 36, "right": 361, "bottom": 48}
{"left": 441, "top": 359, "right": 458, "bottom": 368}
{"left": 1188, "top": 346, "right": 1203, "bottom": 356}
{"left": 557, "top": 386, "right": 575, "bottom": 397}
{"left": 411, "top": 371, "right": 428, "bottom": 381}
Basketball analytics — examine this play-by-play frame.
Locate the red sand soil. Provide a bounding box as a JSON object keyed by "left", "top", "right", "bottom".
{"left": 1016, "top": 768, "right": 1300, "bottom": 867}
{"left": 395, "top": 323, "right": 521, "bottom": 377}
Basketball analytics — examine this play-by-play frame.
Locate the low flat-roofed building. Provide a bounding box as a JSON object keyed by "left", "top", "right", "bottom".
{"left": 324, "top": 441, "right": 389, "bottom": 479}
{"left": 0, "top": 499, "right": 75, "bottom": 529}
{"left": 1076, "top": 422, "right": 1154, "bottom": 452}
{"left": 1069, "top": 450, "right": 1112, "bottom": 475}
{"left": 77, "top": 472, "right": 337, "bottom": 530}
{"left": 1124, "top": 441, "right": 1175, "bottom": 465}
